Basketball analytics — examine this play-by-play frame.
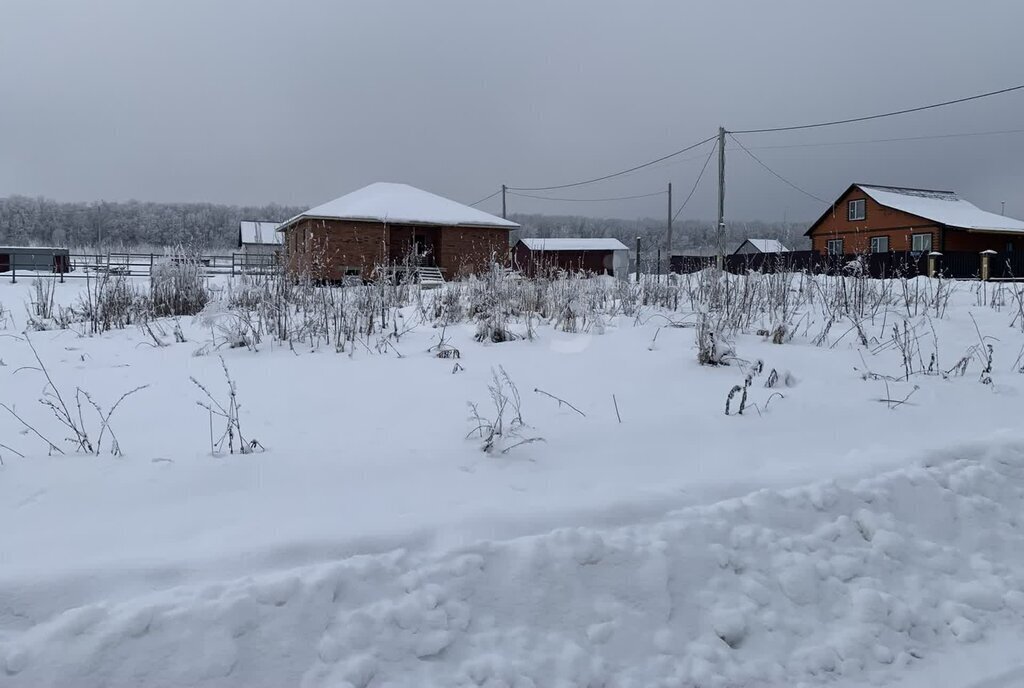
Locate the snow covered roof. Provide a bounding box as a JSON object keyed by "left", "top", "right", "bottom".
{"left": 279, "top": 183, "right": 519, "bottom": 231}
{"left": 518, "top": 237, "right": 628, "bottom": 252}
{"left": 737, "top": 239, "right": 789, "bottom": 253}
{"left": 239, "top": 221, "right": 283, "bottom": 246}
{"left": 858, "top": 185, "right": 1024, "bottom": 233}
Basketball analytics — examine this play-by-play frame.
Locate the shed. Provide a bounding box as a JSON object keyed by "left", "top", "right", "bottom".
{"left": 239, "top": 221, "right": 284, "bottom": 256}
{"left": 0, "top": 246, "right": 71, "bottom": 273}
{"left": 278, "top": 182, "right": 518, "bottom": 281}
{"left": 513, "top": 237, "right": 630, "bottom": 278}
{"left": 734, "top": 239, "right": 790, "bottom": 255}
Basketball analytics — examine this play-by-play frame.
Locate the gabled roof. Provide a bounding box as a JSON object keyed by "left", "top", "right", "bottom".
{"left": 736, "top": 239, "right": 789, "bottom": 254}
{"left": 278, "top": 182, "right": 519, "bottom": 231}
{"left": 239, "top": 221, "right": 283, "bottom": 246}
{"left": 858, "top": 185, "right": 1024, "bottom": 233}
{"left": 518, "top": 237, "right": 628, "bottom": 252}
{"left": 806, "top": 183, "right": 1024, "bottom": 235}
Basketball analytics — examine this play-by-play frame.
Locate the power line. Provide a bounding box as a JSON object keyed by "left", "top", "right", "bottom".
{"left": 732, "top": 83, "right": 1024, "bottom": 134}
{"left": 673, "top": 138, "right": 718, "bottom": 221}
{"left": 508, "top": 189, "right": 667, "bottom": 202}
{"left": 728, "top": 133, "right": 828, "bottom": 204}
{"left": 728, "top": 127, "right": 1024, "bottom": 152}
{"left": 507, "top": 134, "right": 717, "bottom": 191}
{"left": 468, "top": 188, "right": 502, "bottom": 207}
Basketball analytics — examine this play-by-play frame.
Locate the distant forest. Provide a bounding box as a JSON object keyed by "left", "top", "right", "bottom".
{"left": 0, "top": 196, "right": 810, "bottom": 254}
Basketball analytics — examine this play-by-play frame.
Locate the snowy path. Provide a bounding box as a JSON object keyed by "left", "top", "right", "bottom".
{"left": 5, "top": 439, "right": 1024, "bottom": 687}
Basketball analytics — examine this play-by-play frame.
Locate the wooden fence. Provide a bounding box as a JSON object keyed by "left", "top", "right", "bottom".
{"left": 3, "top": 252, "right": 281, "bottom": 282}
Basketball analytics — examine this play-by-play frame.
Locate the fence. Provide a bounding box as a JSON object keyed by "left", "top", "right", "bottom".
{"left": 2, "top": 251, "right": 282, "bottom": 282}
{"left": 670, "top": 250, "right": 1024, "bottom": 281}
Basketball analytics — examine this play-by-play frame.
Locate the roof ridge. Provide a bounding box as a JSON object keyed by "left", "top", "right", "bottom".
{"left": 856, "top": 183, "right": 957, "bottom": 195}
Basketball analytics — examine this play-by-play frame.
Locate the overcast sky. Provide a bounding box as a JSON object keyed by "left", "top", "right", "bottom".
{"left": 2, "top": 0, "right": 1023, "bottom": 222}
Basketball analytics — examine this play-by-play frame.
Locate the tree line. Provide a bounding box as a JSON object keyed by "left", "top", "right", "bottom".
{"left": 0, "top": 195, "right": 808, "bottom": 253}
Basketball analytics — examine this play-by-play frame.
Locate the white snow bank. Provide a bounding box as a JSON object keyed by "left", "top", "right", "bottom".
{"left": 6, "top": 439, "right": 1024, "bottom": 687}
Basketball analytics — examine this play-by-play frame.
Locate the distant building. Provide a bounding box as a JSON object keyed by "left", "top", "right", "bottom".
{"left": 513, "top": 237, "right": 630, "bottom": 278}
{"left": 806, "top": 184, "right": 1024, "bottom": 255}
{"left": 238, "top": 221, "right": 283, "bottom": 257}
{"left": 278, "top": 183, "right": 517, "bottom": 281}
{"left": 0, "top": 246, "right": 70, "bottom": 273}
{"left": 734, "top": 239, "right": 789, "bottom": 255}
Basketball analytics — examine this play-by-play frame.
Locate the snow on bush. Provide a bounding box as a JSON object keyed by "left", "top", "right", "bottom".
{"left": 150, "top": 255, "right": 209, "bottom": 317}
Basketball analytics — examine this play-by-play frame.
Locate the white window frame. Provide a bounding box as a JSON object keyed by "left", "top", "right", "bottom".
{"left": 911, "top": 233, "right": 932, "bottom": 252}
{"left": 870, "top": 236, "right": 889, "bottom": 254}
{"left": 827, "top": 238, "right": 844, "bottom": 255}
{"left": 848, "top": 199, "right": 866, "bottom": 221}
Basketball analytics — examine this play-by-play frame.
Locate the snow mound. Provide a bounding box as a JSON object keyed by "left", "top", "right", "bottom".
{"left": 5, "top": 443, "right": 1024, "bottom": 686}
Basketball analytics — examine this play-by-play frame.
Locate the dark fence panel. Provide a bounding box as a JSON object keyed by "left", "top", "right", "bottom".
{"left": 671, "top": 250, "right": 992, "bottom": 280}
{"left": 938, "top": 252, "right": 980, "bottom": 279}
{"left": 989, "top": 251, "right": 1024, "bottom": 279}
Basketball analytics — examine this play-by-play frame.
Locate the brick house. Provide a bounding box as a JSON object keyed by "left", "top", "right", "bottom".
{"left": 277, "top": 183, "right": 518, "bottom": 281}
{"left": 806, "top": 184, "right": 1024, "bottom": 256}
{"left": 513, "top": 237, "right": 630, "bottom": 278}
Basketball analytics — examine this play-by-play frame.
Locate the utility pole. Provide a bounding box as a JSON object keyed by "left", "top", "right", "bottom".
{"left": 635, "top": 236, "right": 641, "bottom": 281}
{"left": 717, "top": 126, "right": 726, "bottom": 269}
{"left": 502, "top": 184, "right": 507, "bottom": 219}
{"left": 666, "top": 182, "right": 673, "bottom": 273}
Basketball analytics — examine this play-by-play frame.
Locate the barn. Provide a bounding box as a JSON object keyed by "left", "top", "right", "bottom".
{"left": 277, "top": 183, "right": 518, "bottom": 282}
{"left": 734, "top": 239, "right": 789, "bottom": 255}
{"left": 239, "top": 221, "right": 284, "bottom": 257}
{"left": 513, "top": 237, "right": 630, "bottom": 278}
{"left": 0, "top": 246, "right": 71, "bottom": 273}
{"left": 806, "top": 184, "right": 1024, "bottom": 255}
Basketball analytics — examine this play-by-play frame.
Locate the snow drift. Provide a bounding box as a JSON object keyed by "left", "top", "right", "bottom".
{"left": 5, "top": 439, "right": 1024, "bottom": 687}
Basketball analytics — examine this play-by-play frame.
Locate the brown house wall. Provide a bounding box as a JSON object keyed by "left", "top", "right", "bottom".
{"left": 285, "top": 219, "right": 507, "bottom": 280}
{"left": 808, "top": 188, "right": 941, "bottom": 254}
{"left": 438, "top": 227, "right": 509, "bottom": 277}
{"left": 513, "top": 244, "right": 615, "bottom": 276}
{"left": 285, "top": 218, "right": 387, "bottom": 281}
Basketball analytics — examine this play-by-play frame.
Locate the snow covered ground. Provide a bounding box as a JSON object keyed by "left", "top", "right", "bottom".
{"left": 2, "top": 270, "right": 1024, "bottom": 686}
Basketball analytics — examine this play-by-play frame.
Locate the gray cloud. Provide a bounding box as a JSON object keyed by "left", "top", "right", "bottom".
{"left": 2, "top": 0, "right": 1023, "bottom": 222}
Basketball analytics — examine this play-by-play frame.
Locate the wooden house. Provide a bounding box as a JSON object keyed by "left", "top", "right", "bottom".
{"left": 806, "top": 184, "right": 1024, "bottom": 255}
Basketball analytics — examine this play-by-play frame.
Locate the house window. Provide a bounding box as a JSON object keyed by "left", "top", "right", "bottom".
{"left": 827, "top": 239, "right": 844, "bottom": 255}
{"left": 911, "top": 233, "right": 932, "bottom": 252}
{"left": 848, "top": 199, "right": 866, "bottom": 221}
{"left": 870, "top": 236, "right": 889, "bottom": 253}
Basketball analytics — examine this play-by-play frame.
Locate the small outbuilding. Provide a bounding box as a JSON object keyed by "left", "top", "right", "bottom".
{"left": 278, "top": 182, "right": 518, "bottom": 281}
{"left": 513, "top": 237, "right": 630, "bottom": 278}
{"left": 0, "top": 246, "right": 71, "bottom": 273}
{"left": 734, "top": 239, "right": 789, "bottom": 255}
{"left": 239, "top": 221, "right": 284, "bottom": 257}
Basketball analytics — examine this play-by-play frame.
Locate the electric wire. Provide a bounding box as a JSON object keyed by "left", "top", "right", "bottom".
{"left": 507, "top": 134, "right": 717, "bottom": 191}
{"left": 673, "top": 138, "right": 718, "bottom": 221}
{"left": 728, "top": 133, "right": 828, "bottom": 204}
{"left": 509, "top": 189, "right": 667, "bottom": 202}
{"left": 732, "top": 83, "right": 1024, "bottom": 134}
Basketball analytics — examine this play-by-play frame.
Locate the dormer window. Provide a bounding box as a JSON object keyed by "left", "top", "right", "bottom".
{"left": 848, "top": 199, "right": 866, "bottom": 221}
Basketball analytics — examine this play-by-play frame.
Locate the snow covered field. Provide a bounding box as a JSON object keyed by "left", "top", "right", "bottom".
{"left": 2, "top": 268, "right": 1024, "bottom": 686}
